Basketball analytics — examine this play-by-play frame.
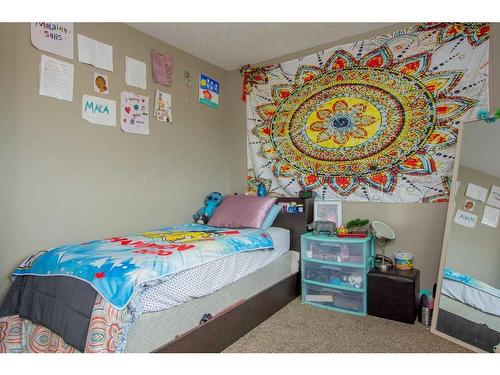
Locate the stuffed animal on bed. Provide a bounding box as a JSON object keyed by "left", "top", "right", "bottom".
{"left": 193, "top": 192, "right": 224, "bottom": 224}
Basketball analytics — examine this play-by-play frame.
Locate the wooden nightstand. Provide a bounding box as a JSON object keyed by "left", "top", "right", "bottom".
{"left": 273, "top": 197, "right": 313, "bottom": 252}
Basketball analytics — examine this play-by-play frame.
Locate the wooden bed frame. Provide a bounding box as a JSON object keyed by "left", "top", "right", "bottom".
{"left": 153, "top": 197, "right": 313, "bottom": 353}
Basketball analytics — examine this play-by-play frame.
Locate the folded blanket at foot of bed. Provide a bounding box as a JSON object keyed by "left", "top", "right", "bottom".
{"left": 0, "top": 283, "right": 128, "bottom": 353}
{"left": 0, "top": 275, "right": 97, "bottom": 352}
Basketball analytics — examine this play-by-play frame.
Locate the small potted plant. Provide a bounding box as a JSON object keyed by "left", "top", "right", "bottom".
{"left": 338, "top": 218, "right": 370, "bottom": 238}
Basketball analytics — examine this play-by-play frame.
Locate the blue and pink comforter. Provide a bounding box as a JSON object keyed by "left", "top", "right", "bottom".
{"left": 13, "top": 224, "right": 273, "bottom": 309}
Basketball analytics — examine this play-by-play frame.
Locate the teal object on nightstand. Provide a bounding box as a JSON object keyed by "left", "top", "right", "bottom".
{"left": 300, "top": 232, "right": 375, "bottom": 316}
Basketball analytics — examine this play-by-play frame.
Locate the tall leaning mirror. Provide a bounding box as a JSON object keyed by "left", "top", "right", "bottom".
{"left": 432, "top": 122, "right": 500, "bottom": 353}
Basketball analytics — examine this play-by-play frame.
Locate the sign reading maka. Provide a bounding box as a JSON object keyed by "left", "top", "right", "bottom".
{"left": 82, "top": 95, "right": 116, "bottom": 127}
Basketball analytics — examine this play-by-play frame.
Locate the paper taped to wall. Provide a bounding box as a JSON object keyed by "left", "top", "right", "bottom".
{"left": 77, "top": 34, "right": 113, "bottom": 72}
{"left": 120, "top": 91, "right": 149, "bottom": 135}
{"left": 154, "top": 89, "right": 172, "bottom": 122}
{"left": 152, "top": 50, "right": 173, "bottom": 86}
{"left": 465, "top": 183, "right": 488, "bottom": 202}
{"left": 454, "top": 209, "right": 477, "bottom": 228}
{"left": 82, "top": 95, "right": 116, "bottom": 127}
{"left": 481, "top": 205, "right": 500, "bottom": 228}
{"left": 39, "top": 54, "right": 74, "bottom": 102}
{"left": 125, "top": 56, "right": 147, "bottom": 89}
{"left": 31, "top": 22, "right": 74, "bottom": 60}
{"left": 94, "top": 73, "right": 109, "bottom": 95}
{"left": 486, "top": 185, "right": 500, "bottom": 208}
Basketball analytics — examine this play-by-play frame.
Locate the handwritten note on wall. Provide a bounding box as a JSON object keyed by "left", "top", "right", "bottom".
{"left": 486, "top": 185, "right": 500, "bottom": 208}
{"left": 31, "top": 22, "right": 74, "bottom": 59}
{"left": 78, "top": 34, "right": 113, "bottom": 72}
{"left": 39, "top": 54, "right": 74, "bottom": 102}
{"left": 454, "top": 209, "right": 477, "bottom": 228}
{"left": 120, "top": 91, "right": 149, "bottom": 135}
{"left": 125, "top": 56, "right": 147, "bottom": 90}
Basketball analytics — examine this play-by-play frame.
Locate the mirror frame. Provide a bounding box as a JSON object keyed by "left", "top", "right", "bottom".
{"left": 430, "top": 123, "right": 488, "bottom": 353}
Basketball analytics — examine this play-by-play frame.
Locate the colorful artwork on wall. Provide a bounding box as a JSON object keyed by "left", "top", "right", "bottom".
{"left": 93, "top": 73, "right": 109, "bottom": 95}
{"left": 199, "top": 74, "right": 219, "bottom": 109}
{"left": 120, "top": 91, "right": 149, "bottom": 135}
{"left": 244, "top": 23, "right": 490, "bottom": 202}
{"left": 154, "top": 89, "right": 172, "bottom": 122}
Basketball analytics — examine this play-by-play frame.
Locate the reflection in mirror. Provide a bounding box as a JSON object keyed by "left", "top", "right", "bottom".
{"left": 434, "top": 122, "right": 500, "bottom": 353}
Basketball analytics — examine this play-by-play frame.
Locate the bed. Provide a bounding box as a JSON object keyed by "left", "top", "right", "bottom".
{"left": 0, "top": 197, "right": 312, "bottom": 353}
{"left": 437, "top": 268, "right": 500, "bottom": 352}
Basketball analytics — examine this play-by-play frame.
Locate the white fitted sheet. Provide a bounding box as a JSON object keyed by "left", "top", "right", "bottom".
{"left": 442, "top": 278, "right": 500, "bottom": 317}
{"left": 137, "top": 227, "right": 290, "bottom": 313}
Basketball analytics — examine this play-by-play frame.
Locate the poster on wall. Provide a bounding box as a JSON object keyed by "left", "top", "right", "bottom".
{"left": 244, "top": 23, "right": 490, "bottom": 202}
{"left": 77, "top": 34, "right": 113, "bottom": 72}
{"left": 120, "top": 91, "right": 149, "bottom": 135}
{"left": 39, "top": 54, "right": 74, "bottom": 102}
{"left": 125, "top": 56, "right": 147, "bottom": 90}
{"left": 154, "top": 89, "right": 172, "bottom": 122}
{"left": 152, "top": 50, "right": 173, "bottom": 86}
{"left": 486, "top": 185, "right": 500, "bottom": 208}
{"left": 82, "top": 95, "right": 116, "bottom": 127}
{"left": 454, "top": 209, "right": 477, "bottom": 228}
{"left": 31, "top": 22, "right": 74, "bottom": 60}
{"left": 93, "top": 73, "right": 109, "bottom": 95}
{"left": 198, "top": 74, "right": 219, "bottom": 109}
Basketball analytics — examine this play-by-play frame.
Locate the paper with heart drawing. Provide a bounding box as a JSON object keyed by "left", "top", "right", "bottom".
{"left": 120, "top": 91, "right": 149, "bottom": 135}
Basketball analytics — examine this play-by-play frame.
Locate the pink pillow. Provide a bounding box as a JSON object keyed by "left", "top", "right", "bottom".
{"left": 208, "top": 195, "right": 277, "bottom": 229}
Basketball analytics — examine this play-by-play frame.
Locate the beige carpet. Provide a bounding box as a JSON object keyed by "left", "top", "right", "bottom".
{"left": 224, "top": 298, "right": 470, "bottom": 353}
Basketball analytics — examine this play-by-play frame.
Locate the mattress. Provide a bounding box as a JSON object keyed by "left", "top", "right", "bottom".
{"left": 441, "top": 273, "right": 500, "bottom": 317}
{"left": 124, "top": 250, "right": 298, "bottom": 352}
{"left": 136, "top": 226, "right": 290, "bottom": 313}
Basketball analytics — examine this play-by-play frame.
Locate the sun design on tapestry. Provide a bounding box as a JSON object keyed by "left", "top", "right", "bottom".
{"left": 249, "top": 30, "right": 487, "bottom": 200}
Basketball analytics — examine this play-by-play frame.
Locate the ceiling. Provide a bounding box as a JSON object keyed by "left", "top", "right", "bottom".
{"left": 128, "top": 23, "right": 397, "bottom": 70}
{"left": 461, "top": 123, "right": 500, "bottom": 178}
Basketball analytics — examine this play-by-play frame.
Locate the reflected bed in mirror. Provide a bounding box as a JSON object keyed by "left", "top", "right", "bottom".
{"left": 432, "top": 122, "right": 500, "bottom": 353}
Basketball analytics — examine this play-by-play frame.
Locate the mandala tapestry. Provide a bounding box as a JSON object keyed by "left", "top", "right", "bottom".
{"left": 244, "top": 23, "right": 490, "bottom": 202}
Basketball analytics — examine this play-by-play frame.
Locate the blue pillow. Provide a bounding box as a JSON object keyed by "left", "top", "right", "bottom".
{"left": 261, "top": 204, "right": 281, "bottom": 230}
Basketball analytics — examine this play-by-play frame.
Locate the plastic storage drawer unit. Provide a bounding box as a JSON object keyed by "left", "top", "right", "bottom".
{"left": 301, "top": 232, "right": 374, "bottom": 316}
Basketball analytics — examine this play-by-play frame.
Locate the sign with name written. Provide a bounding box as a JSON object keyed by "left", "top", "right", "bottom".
{"left": 199, "top": 74, "right": 219, "bottom": 109}
{"left": 454, "top": 209, "right": 477, "bottom": 228}
{"left": 82, "top": 95, "right": 116, "bottom": 127}
{"left": 31, "top": 22, "right": 74, "bottom": 60}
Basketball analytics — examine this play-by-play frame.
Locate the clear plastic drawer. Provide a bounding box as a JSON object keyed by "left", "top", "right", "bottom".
{"left": 303, "top": 283, "right": 365, "bottom": 313}
{"left": 302, "top": 237, "right": 366, "bottom": 264}
{"left": 303, "top": 260, "right": 365, "bottom": 289}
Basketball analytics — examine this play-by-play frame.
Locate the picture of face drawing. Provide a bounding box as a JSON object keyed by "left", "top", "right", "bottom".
{"left": 464, "top": 199, "right": 475, "bottom": 212}
{"left": 94, "top": 73, "right": 109, "bottom": 95}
